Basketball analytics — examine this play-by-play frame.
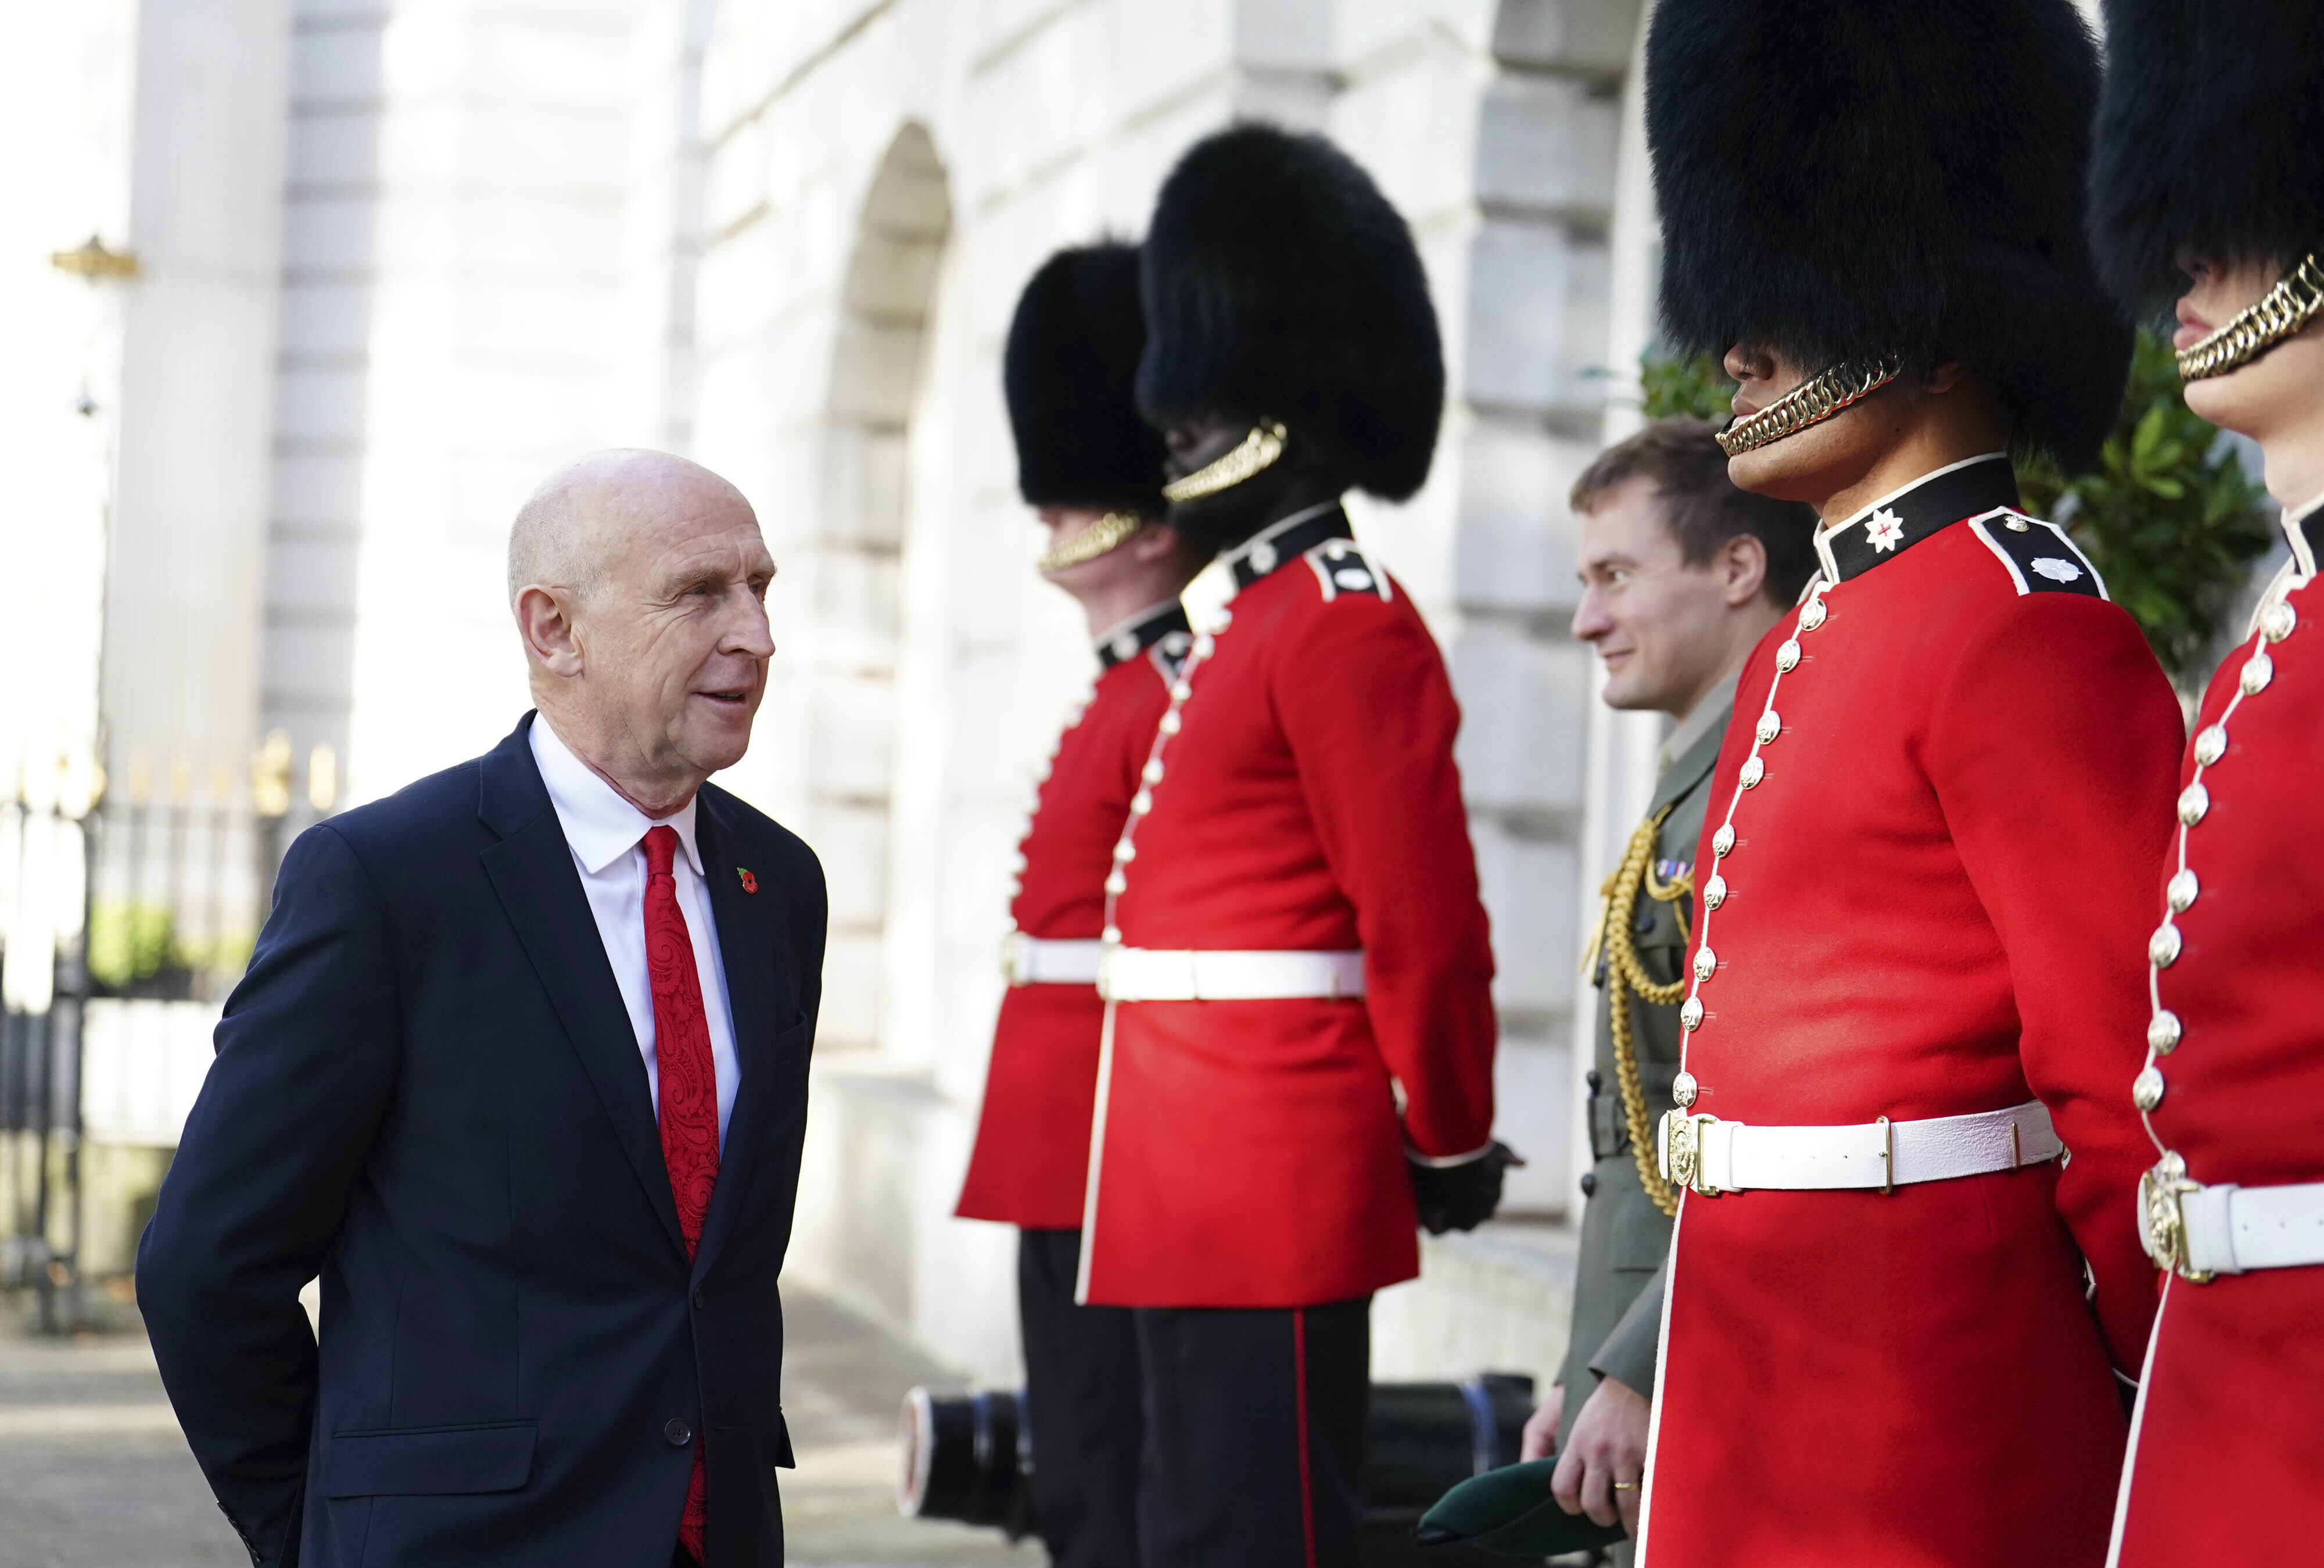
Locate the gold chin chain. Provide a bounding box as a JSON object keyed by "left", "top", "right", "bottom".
{"left": 2178, "top": 250, "right": 2324, "bottom": 381}
{"left": 1161, "top": 421, "right": 1288, "bottom": 503}
{"left": 1584, "top": 806, "right": 1694, "bottom": 1219}
{"left": 1716, "top": 356, "right": 1904, "bottom": 457}
{"left": 1037, "top": 509, "right": 1144, "bottom": 572}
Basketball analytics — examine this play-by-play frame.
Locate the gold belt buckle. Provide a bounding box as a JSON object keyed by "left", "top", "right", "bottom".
{"left": 1660, "top": 1110, "right": 1724, "bottom": 1198}
{"left": 2138, "top": 1152, "right": 2214, "bottom": 1284}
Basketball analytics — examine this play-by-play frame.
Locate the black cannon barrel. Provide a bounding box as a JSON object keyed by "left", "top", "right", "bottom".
{"left": 899, "top": 1373, "right": 1534, "bottom": 1542}
{"left": 1362, "top": 1373, "right": 1536, "bottom": 1523}
{"left": 897, "top": 1385, "right": 1034, "bottom": 1537}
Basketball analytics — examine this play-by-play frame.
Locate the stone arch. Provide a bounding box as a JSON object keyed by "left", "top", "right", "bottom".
{"left": 805, "top": 123, "right": 953, "bottom": 1052}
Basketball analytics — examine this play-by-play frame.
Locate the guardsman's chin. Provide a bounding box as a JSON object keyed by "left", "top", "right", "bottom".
{"left": 1167, "top": 467, "right": 1303, "bottom": 554}
{"left": 1724, "top": 401, "right": 1890, "bottom": 512}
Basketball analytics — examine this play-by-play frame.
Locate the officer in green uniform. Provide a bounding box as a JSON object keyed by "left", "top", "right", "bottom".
{"left": 1519, "top": 421, "right": 1817, "bottom": 1554}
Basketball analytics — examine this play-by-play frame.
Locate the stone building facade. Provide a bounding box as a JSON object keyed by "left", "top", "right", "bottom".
{"left": 687, "top": 0, "right": 1660, "bottom": 1379}
{"left": 34, "top": 0, "right": 1674, "bottom": 1384}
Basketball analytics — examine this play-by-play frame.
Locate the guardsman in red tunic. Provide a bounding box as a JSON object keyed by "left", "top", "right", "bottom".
{"left": 1082, "top": 125, "right": 1508, "bottom": 1568}
{"left": 1633, "top": 5, "right": 2185, "bottom": 1565}
{"left": 2084, "top": 5, "right": 2324, "bottom": 1562}
{"left": 953, "top": 243, "right": 1203, "bottom": 1568}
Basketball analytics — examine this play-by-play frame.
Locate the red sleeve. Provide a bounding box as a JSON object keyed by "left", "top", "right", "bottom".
{"left": 1272, "top": 588, "right": 1498, "bottom": 1160}
{"left": 1927, "top": 595, "right": 2182, "bottom": 1372}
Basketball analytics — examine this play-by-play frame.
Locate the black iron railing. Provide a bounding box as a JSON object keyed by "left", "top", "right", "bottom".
{"left": 1, "top": 733, "right": 335, "bottom": 1329}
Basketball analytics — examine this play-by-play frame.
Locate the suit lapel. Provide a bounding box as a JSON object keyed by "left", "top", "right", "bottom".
{"left": 476, "top": 718, "right": 687, "bottom": 1261}
{"left": 691, "top": 791, "right": 778, "bottom": 1277}
{"left": 1645, "top": 702, "right": 1732, "bottom": 820}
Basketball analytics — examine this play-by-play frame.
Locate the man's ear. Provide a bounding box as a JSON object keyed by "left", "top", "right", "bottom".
{"left": 1133, "top": 519, "right": 1208, "bottom": 575}
{"left": 1128, "top": 519, "right": 1177, "bottom": 562}
{"left": 515, "top": 585, "right": 586, "bottom": 677}
{"left": 1925, "top": 360, "right": 1967, "bottom": 395}
{"left": 1720, "top": 534, "right": 1770, "bottom": 608}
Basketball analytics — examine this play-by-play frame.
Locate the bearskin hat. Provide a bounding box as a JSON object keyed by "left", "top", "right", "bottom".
{"left": 1645, "top": 0, "right": 2130, "bottom": 471}
{"left": 1136, "top": 124, "right": 1443, "bottom": 501}
{"left": 1002, "top": 243, "right": 1169, "bottom": 513}
{"left": 2089, "top": 0, "right": 2324, "bottom": 316}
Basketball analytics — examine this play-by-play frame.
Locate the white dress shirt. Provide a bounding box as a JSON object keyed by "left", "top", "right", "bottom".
{"left": 530, "top": 716, "right": 740, "bottom": 1145}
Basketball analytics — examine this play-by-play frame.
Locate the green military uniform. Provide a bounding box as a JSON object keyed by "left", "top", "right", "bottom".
{"left": 1555, "top": 681, "right": 1734, "bottom": 1504}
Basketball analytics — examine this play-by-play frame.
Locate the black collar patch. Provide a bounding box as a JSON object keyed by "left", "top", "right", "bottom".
{"left": 1224, "top": 502, "right": 1354, "bottom": 590}
{"left": 1303, "top": 537, "right": 1392, "bottom": 602}
{"left": 1096, "top": 600, "right": 1193, "bottom": 669}
{"left": 1966, "top": 512, "right": 2107, "bottom": 599}
{"left": 1814, "top": 456, "right": 2021, "bottom": 584}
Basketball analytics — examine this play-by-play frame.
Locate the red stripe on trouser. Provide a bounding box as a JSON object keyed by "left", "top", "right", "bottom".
{"left": 1293, "top": 1308, "right": 1316, "bottom": 1568}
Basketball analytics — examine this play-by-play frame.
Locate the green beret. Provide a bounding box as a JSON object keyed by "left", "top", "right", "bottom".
{"left": 1413, "top": 1459, "right": 1627, "bottom": 1557}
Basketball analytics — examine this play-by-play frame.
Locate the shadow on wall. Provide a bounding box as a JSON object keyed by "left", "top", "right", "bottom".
{"left": 797, "top": 123, "right": 951, "bottom": 1052}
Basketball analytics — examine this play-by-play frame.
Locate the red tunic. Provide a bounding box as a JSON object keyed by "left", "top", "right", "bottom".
{"left": 1636, "top": 457, "right": 2183, "bottom": 1568}
{"left": 955, "top": 605, "right": 1186, "bottom": 1229}
{"left": 2110, "top": 501, "right": 2324, "bottom": 1568}
{"left": 1079, "top": 505, "right": 1498, "bottom": 1308}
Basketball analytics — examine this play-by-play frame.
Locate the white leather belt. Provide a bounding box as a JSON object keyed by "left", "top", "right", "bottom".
{"left": 1098, "top": 947, "right": 1366, "bottom": 1003}
{"left": 999, "top": 933, "right": 1103, "bottom": 986}
{"left": 2143, "top": 1172, "right": 2324, "bottom": 1279}
{"left": 1657, "top": 1100, "right": 2060, "bottom": 1196}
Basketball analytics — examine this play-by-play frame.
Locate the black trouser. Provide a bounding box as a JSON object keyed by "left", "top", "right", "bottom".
{"left": 1020, "top": 1228, "right": 1145, "bottom": 1568}
{"left": 1133, "top": 1296, "right": 1370, "bottom": 1568}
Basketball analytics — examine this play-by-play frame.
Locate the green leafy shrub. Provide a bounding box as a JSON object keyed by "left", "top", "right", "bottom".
{"left": 1640, "top": 350, "right": 1734, "bottom": 422}
{"left": 2018, "top": 333, "right": 2273, "bottom": 679}
{"left": 88, "top": 901, "right": 176, "bottom": 991}
{"left": 86, "top": 903, "right": 249, "bottom": 994}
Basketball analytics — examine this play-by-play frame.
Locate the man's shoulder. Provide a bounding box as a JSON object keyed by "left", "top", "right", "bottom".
{"left": 314, "top": 753, "right": 493, "bottom": 856}
{"left": 1235, "top": 544, "right": 1447, "bottom": 687}
{"left": 698, "top": 783, "right": 823, "bottom": 884}
{"left": 1261, "top": 538, "right": 1422, "bottom": 631}
{"left": 1911, "top": 509, "right": 2110, "bottom": 621}
{"left": 1943, "top": 507, "right": 2107, "bottom": 601}
{"left": 1872, "top": 515, "right": 2148, "bottom": 681}
{"left": 265, "top": 752, "right": 501, "bottom": 924}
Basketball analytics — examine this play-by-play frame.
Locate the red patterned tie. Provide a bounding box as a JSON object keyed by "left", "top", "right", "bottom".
{"left": 643, "top": 826, "right": 718, "bottom": 1564}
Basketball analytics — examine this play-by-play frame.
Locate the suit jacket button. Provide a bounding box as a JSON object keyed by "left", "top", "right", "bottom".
{"left": 1579, "top": 1172, "right": 1598, "bottom": 1198}
{"left": 692, "top": 1287, "right": 706, "bottom": 1311}
{"left": 665, "top": 1418, "right": 694, "bottom": 1447}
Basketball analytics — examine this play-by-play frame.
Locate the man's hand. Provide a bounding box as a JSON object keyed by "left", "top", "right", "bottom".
{"left": 1518, "top": 1382, "right": 1564, "bottom": 1463}
{"left": 1408, "top": 1142, "right": 1523, "bottom": 1235}
{"left": 1551, "top": 1375, "right": 1650, "bottom": 1537}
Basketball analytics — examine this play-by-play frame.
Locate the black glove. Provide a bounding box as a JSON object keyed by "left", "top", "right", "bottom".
{"left": 1408, "top": 1142, "right": 1525, "bottom": 1235}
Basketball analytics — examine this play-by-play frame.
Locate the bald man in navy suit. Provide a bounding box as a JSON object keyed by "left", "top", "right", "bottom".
{"left": 139, "top": 450, "right": 825, "bottom": 1568}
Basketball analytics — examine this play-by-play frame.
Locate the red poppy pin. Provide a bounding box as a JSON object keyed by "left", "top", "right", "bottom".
{"left": 737, "top": 867, "right": 758, "bottom": 894}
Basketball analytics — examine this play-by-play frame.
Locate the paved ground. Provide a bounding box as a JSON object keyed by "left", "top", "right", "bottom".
{"left": 0, "top": 1287, "right": 1041, "bottom": 1568}
{"left": 772, "top": 1291, "right": 1042, "bottom": 1567}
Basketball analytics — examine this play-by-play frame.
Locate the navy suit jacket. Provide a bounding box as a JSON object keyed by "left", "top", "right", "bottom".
{"left": 139, "top": 716, "right": 825, "bottom": 1568}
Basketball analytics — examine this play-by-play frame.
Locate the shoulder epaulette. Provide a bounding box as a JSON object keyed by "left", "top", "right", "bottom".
{"left": 1964, "top": 508, "right": 2107, "bottom": 600}
{"left": 1301, "top": 537, "right": 1393, "bottom": 603}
